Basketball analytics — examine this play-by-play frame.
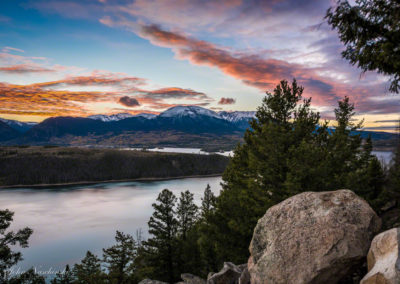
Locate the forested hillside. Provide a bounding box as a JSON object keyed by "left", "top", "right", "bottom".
{"left": 0, "top": 147, "right": 229, "bottom": 187}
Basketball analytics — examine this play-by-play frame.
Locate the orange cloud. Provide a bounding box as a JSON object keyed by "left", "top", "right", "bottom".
{"left": 0, "top": 76, "right": 214, "bottom": 119}
{"left": 139, "top": 24, "right": 300, "bottom": 90}
{"left": 0, "top": 82, "right": 115, "bottom": 117}
{"left": 0, "top": 64, "right": 55, "bottom": 73}
{"left": 36, "top": 74, "right": 145, "bottom": 88}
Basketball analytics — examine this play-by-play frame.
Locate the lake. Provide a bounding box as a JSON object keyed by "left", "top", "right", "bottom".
{"left": 1, "top": 148, "right": 393, "bottom": 278}
{"left": 1, "top": 176, "right": 223, "bottom": 275}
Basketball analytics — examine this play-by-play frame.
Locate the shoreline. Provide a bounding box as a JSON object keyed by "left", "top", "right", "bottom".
{"left": 0, "top": 173, "right": 223, "bottom": 190}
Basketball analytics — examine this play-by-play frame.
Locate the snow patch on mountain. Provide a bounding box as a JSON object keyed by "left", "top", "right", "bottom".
{"left": 134, "top": 113, "right": 157, "bottom": 119}
{"left": 87, "top": 113, "right": 157, "bottom": 122}
{"left": 88, "top": 113, "right": 134, "bottom": 122}
{"left": 218, "top": 111, "right": 256, "bottom": 122}
{"left": 159, "top": 106, "right": 221, "bottom": 119}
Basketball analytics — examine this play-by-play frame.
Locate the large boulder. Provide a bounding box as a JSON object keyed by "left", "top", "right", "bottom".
{"left": 361, "top": 227, "right": 400, "bottom": 284}
{"left": 207, "top": 262, "right": 246, "bottom": 284}
{"left": 248, "top": 189, "right": 381, "bottom": 284}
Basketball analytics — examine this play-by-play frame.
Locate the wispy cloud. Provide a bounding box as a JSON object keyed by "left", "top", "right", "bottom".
{"left": 2, "top": 47, "right": 24, "bottom": 53}
{"left": 0, "top": 64, "right": 55, "bottom": 73}
{"left": 35, "top": 73, "right": 145, "bottom": 88}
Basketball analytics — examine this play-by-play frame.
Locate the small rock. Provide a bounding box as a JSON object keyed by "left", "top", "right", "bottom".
{"left": 381, "top": 200, "right": 396, "bottom": 211}
{"left": 139, "top": 279, "right": 168, "bottom": 284}
{"left": 207, "top": 262, "right": 242, "bottom": 284}
{"left": 361, "top": 227, "right": 400, "bottom": 284}
{"left": 238, "top": 266, "right": 250, "bottom": 284}
{"left": 207, "top": 272, "right": 215, "bottom": 279}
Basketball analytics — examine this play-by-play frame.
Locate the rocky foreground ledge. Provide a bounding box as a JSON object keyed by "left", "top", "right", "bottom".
{"left": 141, "top": 189, "right": 400, "bottom": 284}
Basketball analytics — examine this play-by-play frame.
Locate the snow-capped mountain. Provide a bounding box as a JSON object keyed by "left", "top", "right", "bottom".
{"left": 159, "top": 106, "right": 221, "bottom": 119}
{"left": 218, "top": 111, "right": 256, "bottom": 122}
{"left": 86, "top": 107, "right": 255, "bottom": 130}
{"left": 88, "top": 113, "right": 156, "bottom": 122}
{"left": 0, "top": 118, "right": 37, "bottom": 132}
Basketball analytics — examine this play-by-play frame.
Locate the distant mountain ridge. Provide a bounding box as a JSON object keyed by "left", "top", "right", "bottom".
{"left": 0, "top": 120, "right": 20, "bottom": 141}
{"left": 0, "top": 106, "right": 396, "bottom": 150}
{"left": 0, "top": 118, "right": 37, "bottom": 132}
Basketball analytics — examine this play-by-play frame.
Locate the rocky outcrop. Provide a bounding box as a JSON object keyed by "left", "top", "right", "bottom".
{"left": 180, "top": 273, "right": 206, "bottom": 284}
{"left": 207, "top": 262, "right": 247, "bottom": 284}
{"left": 138, "top": 279, "right": 168, "bottom": 284}
{"left": 361, "top": 227, "right": 400, "bottom": 284}
{"left": 248, "top": 189, "right": 381, "bottom": 284}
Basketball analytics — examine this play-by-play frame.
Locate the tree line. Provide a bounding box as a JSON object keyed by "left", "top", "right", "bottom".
{"left": 0, "top": 148, "right": 229, "bottom": 186}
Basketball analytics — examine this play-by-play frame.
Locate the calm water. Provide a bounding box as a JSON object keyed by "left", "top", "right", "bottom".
{"left": 124, "top": 147, "right": 233, "bottom": 157}
{"left": 372, "top": 151, "right": 394, "bottom": 165}
{"left": 1, "top": 176, "right": 222, "bottom": 274}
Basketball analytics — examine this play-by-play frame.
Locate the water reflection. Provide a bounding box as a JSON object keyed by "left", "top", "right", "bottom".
{"left": 0, "top": 177, "right": 222, "bottom": 272}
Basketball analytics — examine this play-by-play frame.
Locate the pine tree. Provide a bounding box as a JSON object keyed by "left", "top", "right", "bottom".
{"left": 72, "top": 251, "right": 105, "bottom": 284}
{"left": 387, "top": 121, "right": 400, "bottom": 206}
{"left": 326, "top": 0, "right": 400, "bottom": 93}
{"left": 213, "top": 79, "right": 321, "bottom": 264}
{"left": 175, "top": 191, "right": 199, "bottom": 275}
{"left": 198, "top": 185, "right": 218, "bottom": 274}
{"left": 200, "top": 184, "right": 216, "bottom": 219}
{"left": 145, "top": 189, "right": 178, "bottom": 283}
{"left": 0, "top": 209, "right": 34, "bottom": 282}
{"left": 176, "top": 191, "right": 198, "bottom": 240}
{"left": 51, "top": 265, "right": 74, "bottom": 284}
{"left": 103, "top": 231, "right": 137, "bottom": 284}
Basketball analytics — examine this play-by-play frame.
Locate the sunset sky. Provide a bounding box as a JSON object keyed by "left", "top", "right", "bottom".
{"left": 1, "top": 0, "right": 399, "bottom": 131}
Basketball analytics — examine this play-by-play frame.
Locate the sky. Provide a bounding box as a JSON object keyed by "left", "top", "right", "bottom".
{"left": 0, "top": 0, "right": 399, "bottom": 132}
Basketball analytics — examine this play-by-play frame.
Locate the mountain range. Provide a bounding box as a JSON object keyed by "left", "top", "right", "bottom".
{"left": 0, "top": 106, "right": 255, "bottom": 149}
{"left": 0, "top": 106, "right": 396, "bottom": 150}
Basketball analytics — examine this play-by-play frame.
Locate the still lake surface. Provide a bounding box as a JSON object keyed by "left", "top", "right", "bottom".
{"left": 0, "top": 148, "right": 393, "bottom": 275}
{"left": 1, "top": 176, "right": 222, "bottom": 273}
